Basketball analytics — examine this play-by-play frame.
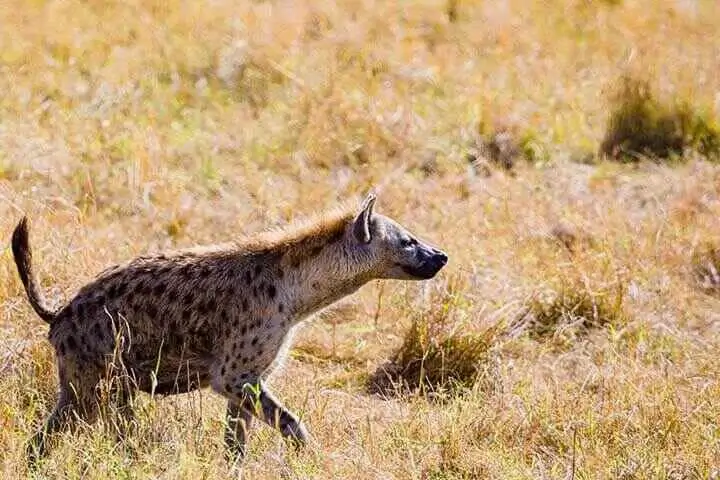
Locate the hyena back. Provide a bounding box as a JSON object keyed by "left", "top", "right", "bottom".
{"left": 12, "top": 194, "right": 448, "bottom": 463}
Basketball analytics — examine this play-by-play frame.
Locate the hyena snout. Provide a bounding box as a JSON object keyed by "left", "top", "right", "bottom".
{"left": 403, "top": 244, "right": 448, "bottom": 280}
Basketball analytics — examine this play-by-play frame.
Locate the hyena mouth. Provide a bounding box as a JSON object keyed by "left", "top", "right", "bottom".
{"left": 399, "top": 259, "right": 447, "bottom": 279}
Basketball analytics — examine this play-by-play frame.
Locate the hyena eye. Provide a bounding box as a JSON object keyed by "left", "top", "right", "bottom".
{"left": 400, "top": 237, "right": 417, "bottom": 248}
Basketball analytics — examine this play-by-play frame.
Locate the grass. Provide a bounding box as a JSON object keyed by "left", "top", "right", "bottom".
{"left": 691, "top": 241, "right": 720, "bottom": 295}
{"left": 1, "top": 0, "right": 720, "bottom": 478}
{"left": 466, "top": 119, "right": 549, "bottom": 174}
{"left": 368, "top": 285, "right": 497, "bottom": 397}
{"left": 512, "top": 279, "right": 626, "bottom": 349}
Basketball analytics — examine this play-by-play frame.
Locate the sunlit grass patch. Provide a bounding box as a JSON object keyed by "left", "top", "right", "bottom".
{"left": 600, "top": 75, "right": 720, "bottom": 162}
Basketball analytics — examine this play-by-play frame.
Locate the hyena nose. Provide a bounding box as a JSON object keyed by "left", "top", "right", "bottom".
{"left": 434, "top": 250, "right": 448, "bottom": 266}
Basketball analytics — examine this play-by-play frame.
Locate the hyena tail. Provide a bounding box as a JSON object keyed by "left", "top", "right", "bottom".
{"left": 12, "top": 217, "right": 56, "bottom": 324}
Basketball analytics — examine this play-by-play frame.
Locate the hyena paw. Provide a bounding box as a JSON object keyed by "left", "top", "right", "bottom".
{"left": 281, "top": 419, "right": 311, "bottom": 447}
{"left": 224, "top": 441, "right": 248, "bottom": 463}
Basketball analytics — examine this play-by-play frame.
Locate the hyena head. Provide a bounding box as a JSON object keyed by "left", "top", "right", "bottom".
{"left": 349, "top": 193, "right": 448, "bottom": 280}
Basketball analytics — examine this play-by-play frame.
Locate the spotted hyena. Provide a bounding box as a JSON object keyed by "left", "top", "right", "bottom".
{"left": 12, "top": 193, "right": 448, "bottom": 463}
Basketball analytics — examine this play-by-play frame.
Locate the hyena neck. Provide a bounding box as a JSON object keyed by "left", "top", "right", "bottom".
{"left": 285, "top": 240, "right": 375, "bottom": 320}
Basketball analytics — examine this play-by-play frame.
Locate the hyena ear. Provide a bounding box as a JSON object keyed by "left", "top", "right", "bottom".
{"left": 353, "top": 193, "right": 377, "bottom": 244}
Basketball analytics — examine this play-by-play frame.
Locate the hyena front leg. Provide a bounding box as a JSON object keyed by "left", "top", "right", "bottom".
{"left": 248, "top": 380, "right": 310, "bottom": 445}
{"left": 212, "top": 372, "right": 310, "bottom": 452}
{"left": 224, "top": 400, "right": 254, "bottom": 460}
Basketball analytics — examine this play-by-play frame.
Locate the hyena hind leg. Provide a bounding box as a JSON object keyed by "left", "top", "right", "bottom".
{"left": 27, "top": 358, "right": 102, "bottom": 467}
{"left": 104, "top": 379, "right": 138, "bottom": 443}
{"left": 27, "top": 385, "right": 100, "bottom": 466}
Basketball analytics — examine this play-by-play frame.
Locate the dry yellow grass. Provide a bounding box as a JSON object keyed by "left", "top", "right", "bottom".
{"left": 1, "top": 0, "right": 720, "bottom": 478}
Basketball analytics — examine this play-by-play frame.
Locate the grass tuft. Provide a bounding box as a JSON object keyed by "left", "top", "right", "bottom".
{"left": 467, "top": 120, "right": 548, "bottom": 173}
{"left": 369, "top": 288, "right": 497, "bottom": 397}
{"left": 512, "top": 281, "right": 626, "bottom": 347}
{"left": 600, "top": 75, "right": 720, "bottom": 162}
{"left": 548, "top": 223, "right": 596, "bottom": 254}
{"left": 691, "top": 241, "right": 720, "bottom": 295}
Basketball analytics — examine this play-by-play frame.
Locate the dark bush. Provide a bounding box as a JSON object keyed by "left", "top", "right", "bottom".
{"left": 600, "top": 76, "right": 720, "bottom": 162}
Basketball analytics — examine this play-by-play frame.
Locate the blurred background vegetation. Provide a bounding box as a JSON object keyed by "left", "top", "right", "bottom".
{"left": 1, "top": 1, "right": 719, "bottom": 478}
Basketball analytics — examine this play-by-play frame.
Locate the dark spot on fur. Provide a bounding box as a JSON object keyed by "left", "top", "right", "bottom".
{"left": 277, "top": 268, "right": 284, "bottom": 279}
{"left": 231, "top": 361, "right": 237, "bottom": 370}
{"left": 180, "top": 265, "right": 193, "bottom": 278}
{"left": 225, "top": 384, "right": 232, "bottom": 394}
{"left": 254, "top": 265, "right": 262, "bottom": 276}
{"left": 200, "top": 266, "right": 211, "bottom": 278}
{"left": 291, "top": 259, "right": 301, "bottom": 269}
{"left": 267, "top": 284, "right": 276, "bottom": 299}
{"left": 244, "top": 271, "right": 252, "bottom": 285}
{"left": 183, "top": 293, "right": 194, "bottom": 306}
{"left": 58, "top": 342, "right": 66, "bottom": 356}
{"left": 224, "top": 354, "right": 230, "bottom": 363}
{"left": 153, "top": 283, "right": 167, "bottom": 296}
{"left": 221, "top": 366, "right": 226, "bottom": 376}
{"left": 251, "top": 337, "right": 258, "bottom": 346}
{"left": 278, "top": 303, "right": 284, "bottom": 313}
{"left": 241, "top": 299, "right": 248, "bottom": 312}
{"left": 206, "top": 299, "right": 217, "bottom": 312}
{"left": 239, "top": 341, "right": 245, "bottom": 349}
{"left": 66, "top": 336, "right": 77, "bottom": 351}
{"left": 241, "top": 325, "right": 248, "bottom": 336}
{"left": 182, "top": 310, "right": 191, "bottom": 321}
{"left": 309, "top": 246, "right": 323, "bottom": 257}
{"left": 167, "top": 289, "right": 178, "bottom": 302}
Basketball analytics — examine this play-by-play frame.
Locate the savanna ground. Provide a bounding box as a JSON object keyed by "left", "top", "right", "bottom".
{"left": 1, "top": 0, "right": 720, "bottom": 478}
